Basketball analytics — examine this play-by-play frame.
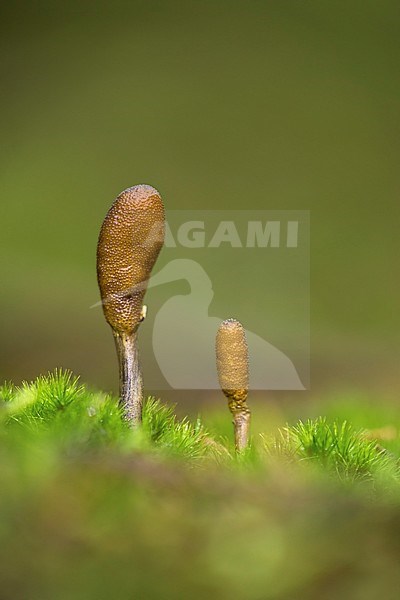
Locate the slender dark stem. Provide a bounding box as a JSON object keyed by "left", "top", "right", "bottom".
{"left": 229, "top": 400, "right": 251, "bottom": 452}
{"left": 113, "top": 330, "right": 143, "bottom": 426}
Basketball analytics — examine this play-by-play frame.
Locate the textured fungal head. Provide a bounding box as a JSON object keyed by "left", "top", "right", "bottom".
{"left": 216, "top": 318, "right": 249, "bottom": 403}
{"left": 97, "top": 184, "right": 165, "bottom": 334}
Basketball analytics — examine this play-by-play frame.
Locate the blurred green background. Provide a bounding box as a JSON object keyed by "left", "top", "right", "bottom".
{"left": 1, "top": 0, "right": 399, "bottom": 401}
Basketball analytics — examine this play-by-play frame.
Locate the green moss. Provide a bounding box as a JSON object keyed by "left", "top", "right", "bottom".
{"left": 1, "top": 369, "right": 211, "bottom": 460}
{"left": 266, "top": 417, "right": 399, "bottom": 484}
{"left": 2, "top": 370, "right": 400, "bottom": 598}
{"left": 3, "top": 370, "right": 400, "bottom": 482}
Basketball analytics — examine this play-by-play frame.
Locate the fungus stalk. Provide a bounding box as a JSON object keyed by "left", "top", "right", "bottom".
{"left": 113, "top": 330, "right": 143, "bottom": 424}
{"left": 97, "top": 185, "right": 165, "bottom": 425}
{"left": 216, "top": 319, "right": 250, "bottom": 452}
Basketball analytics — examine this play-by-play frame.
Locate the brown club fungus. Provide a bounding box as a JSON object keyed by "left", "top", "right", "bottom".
{"left": 216, "top": 318, "right": 250, "bottom": 452}
{"left": 97, "top": 184, "right": 165, "bottom": 425}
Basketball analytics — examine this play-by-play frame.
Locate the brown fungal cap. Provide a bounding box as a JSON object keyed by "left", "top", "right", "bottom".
{"left": 97, "top": 184, "right": 165, "bottom": 334}
{"left": 216, "top": 318, "right": 249, "bottom": 402}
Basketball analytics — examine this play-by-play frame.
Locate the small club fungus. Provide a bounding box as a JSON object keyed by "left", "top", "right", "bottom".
{"left": 216, "top": 318, "right": 250, "bottom": 452}
{"left": 97, "top": 184, "right": 165, "bottom": 425}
